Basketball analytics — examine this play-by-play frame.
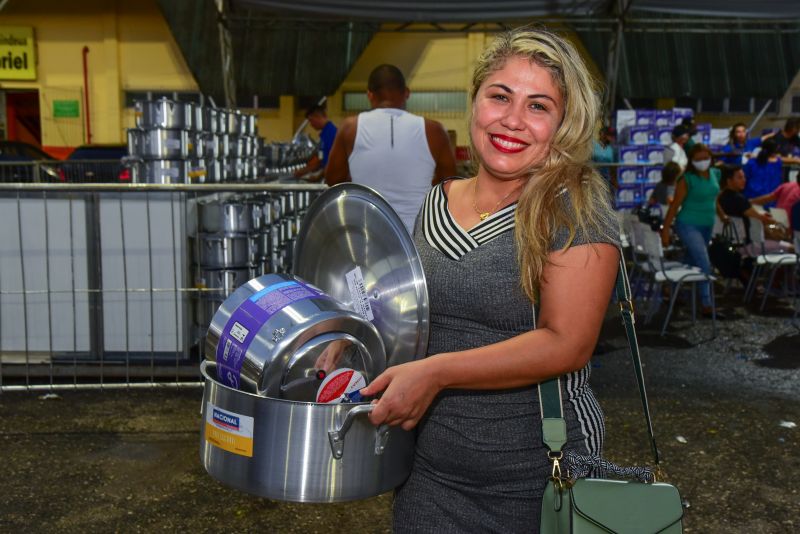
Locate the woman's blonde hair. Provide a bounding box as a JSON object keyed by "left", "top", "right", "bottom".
{"left": 469, "top": 27, "right": 613, "bottom": 302}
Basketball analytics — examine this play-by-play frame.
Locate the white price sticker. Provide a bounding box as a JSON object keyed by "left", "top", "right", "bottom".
{"left": 345, "top": 266, "right": 374, "bottom": 321}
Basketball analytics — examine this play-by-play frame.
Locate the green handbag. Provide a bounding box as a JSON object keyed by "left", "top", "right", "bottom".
{"left": 538, "top": 258, "right": 684, "bottom": 533}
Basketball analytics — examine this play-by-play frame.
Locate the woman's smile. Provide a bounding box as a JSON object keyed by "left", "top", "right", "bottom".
{"left": 488, "top": 133, "right": 529, "bottom": 153}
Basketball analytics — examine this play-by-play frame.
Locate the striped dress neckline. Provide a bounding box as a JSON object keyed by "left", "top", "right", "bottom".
{"left": 421, "top": 181, "right": 517, "bottom": 261}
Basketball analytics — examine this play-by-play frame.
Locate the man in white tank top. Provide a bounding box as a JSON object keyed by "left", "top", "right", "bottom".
{"left": 325, "top": 64, "right": 456, "bottom": 234}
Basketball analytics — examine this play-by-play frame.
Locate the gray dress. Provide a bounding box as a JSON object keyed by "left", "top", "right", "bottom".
{"left": 392, "top": 181, "right": 619, "bottom": 533}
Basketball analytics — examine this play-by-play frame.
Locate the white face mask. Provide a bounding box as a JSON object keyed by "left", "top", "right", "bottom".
{"left": 693, "top": 159, "right": 711, "bottom": 172}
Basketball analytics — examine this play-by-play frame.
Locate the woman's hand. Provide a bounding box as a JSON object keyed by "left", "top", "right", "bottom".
{"left": 359, "top": 358, "right": 443, "bottom": 431}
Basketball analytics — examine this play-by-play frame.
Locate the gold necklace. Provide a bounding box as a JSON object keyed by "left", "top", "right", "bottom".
{"left": 472, "top": 178, "right": 522, "bottom": 221}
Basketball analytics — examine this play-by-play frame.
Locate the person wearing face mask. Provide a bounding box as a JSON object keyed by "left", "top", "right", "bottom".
{"left": 661, "top": 144, "right": 727, "bottom": 318}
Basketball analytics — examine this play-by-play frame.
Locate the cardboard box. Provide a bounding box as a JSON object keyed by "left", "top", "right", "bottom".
{"left": 692, "top": 123, "right": 712, "bottom": 145}
{"left": 672, "top": 107, "right": 693, "bottom": 124}
{"left": 644, "top": 166, "right": 663, "bottom": 184}
{"left": 615, "top": 109, "right": 636, "bottom": 131}
{"left": 629, "top": 126, "right": 653, "bottom": 146}
{"left": 656, "top": 127, "right": 673, "bottom": 146}
{"left": 710, "top": 128, "right": 729, "bottom": 147}
{"left": 618, "top": 165, "right": 643, "bottom": 185}
{"left": 615, "top": 184, "right": 642, "bottom": 209}
{"left": 619, "top": 146, "right": 642, "bottom": 164}
{"left": 644, "top": 146, "right": 664, "bottom": 164}
{"left": 635, "top": 109, "right": 655, "bottom": 126}
{"left": 655, "top": 110, "right": 674, "bottom": 126}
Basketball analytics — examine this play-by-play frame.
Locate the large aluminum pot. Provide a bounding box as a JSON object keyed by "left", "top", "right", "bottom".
{"left": 227, "top": 110, "right": 243, "bottom": 135}
{"left": 201, "top": 133, "right": 220, "bottom": 159}
{"left": 204, "top": 273, "right": 386, "bottom": 398}
{"left": 199, "top": 201, "right": 258, "bottom": 234}
{"left": 224, "top": 158, "right": 244, "bottom": 181}
{"left": 192, "top": 103, "right": 204, "bottom": 132}
{"left": 135, "top": 98, "right": 191, "bottom": 130}
{"left": 205, "top": 159, "right": 222, "bottom": 183}
{"left": 189, "top": 131, "right": 204, "bottom": 159}
{"left": 227, "top": 136, "right": 245, "bottom": 158}
{"left": 198, "top": 234, "right": 251, "bottom": 268}
{"left": 138, "top": 128, "right": 189, "bottom": 159}
{"left": 204, "top": 107, "right": 220, "bottom": 133}
{"left": 188, "top": 159, "right": 208, "bottom": 183}
{"left": 200, "top": 361, "right": 413, "bottom": 502}
{"left": 138, "top": 159, "right": 188, "bottom": 184}
{"left": 243, "top": 114, "right": 257, "bottom": 136}
{"left": 127, "top": 128, "right": 143, "bottom": 156}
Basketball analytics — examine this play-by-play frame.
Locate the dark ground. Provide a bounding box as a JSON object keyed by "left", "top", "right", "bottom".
{"left": 1, "top": 288, "right": 799, "bottom": 533}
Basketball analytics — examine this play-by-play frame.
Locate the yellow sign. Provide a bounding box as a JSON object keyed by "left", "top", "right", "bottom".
{"left": 0, "top": 27, "right": 36, "bottom": 81}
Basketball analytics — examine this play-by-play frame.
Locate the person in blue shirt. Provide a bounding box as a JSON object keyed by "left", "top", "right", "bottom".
{"left": 294, "top": 102, "right": 338, "bottom": 179}
{"left": 743, "top": 138, "right": 784, "bottom": 207}
{"left": 719, "top": 123, "right": 762, "bottom": 166}
{"left": 592, "top": 125, "right": 617, "bottom": 193}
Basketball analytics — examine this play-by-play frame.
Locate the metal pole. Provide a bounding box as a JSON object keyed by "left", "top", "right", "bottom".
{"left": 216, "top": 0, "right": 237, "bottom": 109}
{"left": 747, "top": 99, "right": 773, "bottom": 134}
{"left": 603, "top": 0, "right": 632, "bottom": 124}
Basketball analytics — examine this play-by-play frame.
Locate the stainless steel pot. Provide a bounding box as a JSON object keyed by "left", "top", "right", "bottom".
{"left": 127, "top": 128, "right": 143, "bottom": 156}
{"left": 191, "top": 103, "right": 204, "bottom": 132}
{"left": 136, "top": 98, "right": 191, "bottom": 130}
{"left": 201, "top": 133, "right": 220, "bottom": 159}
{"left": 205, "top": 159, "right": 222, "bottom": 183}
{"left": 198, "top": 234, "right": 251, "bottom": 268}
{"left": 217, "top": 110, "right": 230, "bottom": 134}
{"left": 204, "top": 273, "right": 386, "bottom": 398}
{"left": 227, "top": 136, "right": 244, "bottom": 158}
{"left": 244, "top": 114, "right": 257, "bottom": 136}
{"left": 204, "top": 107, "right": 220, "bottom": 133}
{"left": 188, "top": 159, "right": 207, "bottom": 183}
{"left": 199, "top": 361, "right": 413, "bottom": 502}
{"left": 139, "top": 159, "right": 188, "bottom": 184}
{"left": 227, "top": 110, "right": 243, "bottom": 135}
{"left": 138, "top": 128, "right": 189, "bottom": 159}
{"left": 189, "top": 131, "right": 204, "bottom": 158}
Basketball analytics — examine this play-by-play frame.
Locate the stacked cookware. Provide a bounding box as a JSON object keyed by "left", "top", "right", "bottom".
{"left": 128, "top": 98, "right": 261, "bottom": 183}
{"left": 259, "top": 134, "right": 318, "bottom": 177}
{"left": 193, "top": 190, "right": 317, "bottom": 335}
{"left": 194, "top": 197, "right": 258, "bottom": 333}
{"left": 250, "top": 190, "right": 315, "bottom": 276}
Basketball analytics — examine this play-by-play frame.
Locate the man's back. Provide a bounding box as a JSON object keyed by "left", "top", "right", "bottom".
{"left": 348, "top": 108, "right": 436, "bottom": 233}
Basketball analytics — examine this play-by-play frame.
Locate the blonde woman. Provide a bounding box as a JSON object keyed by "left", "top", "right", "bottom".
{"left": 360, "top": 27, "right": 619, "bottom": 532}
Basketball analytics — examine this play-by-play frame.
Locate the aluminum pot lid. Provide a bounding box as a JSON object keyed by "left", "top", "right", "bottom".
{"left": 293, "top": 183, "right": 429, "bottom": 368}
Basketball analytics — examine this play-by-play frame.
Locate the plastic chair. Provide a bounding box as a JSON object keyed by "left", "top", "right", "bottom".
{"left": 637, "top": 221, "right": 716, "bottom": 336}
{"left": 743, "top": 217, "right": 799, "bottom": 311}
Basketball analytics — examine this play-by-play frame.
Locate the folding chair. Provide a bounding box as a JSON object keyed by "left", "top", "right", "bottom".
{"left": 743, "top": 217, "right": 798, "bottom": 311}
{"left": 637, "top": 221, "right": 716, "bottom": 336}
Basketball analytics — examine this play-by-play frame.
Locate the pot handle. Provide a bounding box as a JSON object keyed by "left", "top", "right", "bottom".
{"left": 329, "top": 404, "right": 388, "bottom": 460}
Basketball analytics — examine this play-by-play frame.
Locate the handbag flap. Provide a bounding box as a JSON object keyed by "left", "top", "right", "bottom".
{"left": 570, "top": 479, "right": 683, "bottom": 533}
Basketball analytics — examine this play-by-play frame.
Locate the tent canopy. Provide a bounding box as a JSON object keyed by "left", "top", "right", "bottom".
{"left": 157, "top": 0, "right": 800, "bottom": 106}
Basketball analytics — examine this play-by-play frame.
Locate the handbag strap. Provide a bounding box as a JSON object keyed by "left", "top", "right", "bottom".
{"left": 539, "top": 256, "right": 661, "bottom": 467}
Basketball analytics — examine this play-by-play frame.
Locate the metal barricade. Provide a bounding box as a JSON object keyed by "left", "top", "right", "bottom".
{"left": 0, "top": 182, "right": 326, "bottom": 392}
